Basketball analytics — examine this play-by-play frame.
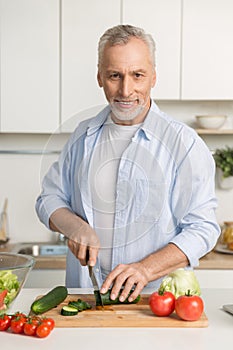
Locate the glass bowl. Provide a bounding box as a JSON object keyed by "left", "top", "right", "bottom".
{"left": 0, "top": 253, "right": 35, "bottom": 314}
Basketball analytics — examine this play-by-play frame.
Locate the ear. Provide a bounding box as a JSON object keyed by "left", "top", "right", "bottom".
{"left": 97, "top": 71, "right": 103, "bottom": 87}
{"left": 151, "top": 69, "right": 156, "bottom": 88}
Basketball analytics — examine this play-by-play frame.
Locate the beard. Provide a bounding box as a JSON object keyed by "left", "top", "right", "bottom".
{"left": 109, "top": 98, "right": 147, "bottom": 122}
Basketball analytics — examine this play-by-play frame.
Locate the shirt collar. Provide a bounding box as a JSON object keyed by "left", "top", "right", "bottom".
{"left": 86, "top": 105, "right": 110, "bottom": 136}
{"left": 86, "top": 100, "right": 161, "bottom": 140}
{"left": 139, "top": 100, "right": 161, "bottom": 141}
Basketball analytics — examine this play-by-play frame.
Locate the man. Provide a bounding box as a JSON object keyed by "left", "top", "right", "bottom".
{"left": 36, "top": 25, "right": 220, "bottom": 302}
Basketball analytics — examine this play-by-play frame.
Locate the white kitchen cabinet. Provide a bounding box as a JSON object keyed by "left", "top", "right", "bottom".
{"left": 0, "top": 0, "right": 59, "bottom": 132}
{"left": 61, "top": 0, "right": 121, "bottom": 132}
{"left": 182, "top": 0, "right": 233, "bottom": 100}
{"left": 122, "top": 0, "right": 181, "bottom": 100}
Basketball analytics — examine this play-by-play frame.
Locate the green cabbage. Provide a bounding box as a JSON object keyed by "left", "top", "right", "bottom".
{"left": 158, "top": 268, "right": 201, "bottom": 298}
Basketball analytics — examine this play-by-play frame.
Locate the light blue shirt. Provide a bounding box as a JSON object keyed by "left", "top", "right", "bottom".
{"left": 36, "top": 101, "right": 220, "bottom": 290}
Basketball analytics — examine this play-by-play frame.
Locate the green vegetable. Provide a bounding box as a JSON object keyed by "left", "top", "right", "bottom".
{"left": 68, "top": 299, "right": 92, "bottom": 311}
{"left": 213, "top": 146, "right": 233, "bottom": 178}
{"left": 158, "top": 268, "right": 201, "bottom": 299}
{"left": 0, "top": 270, "right": 20, "bottom": 312}
{"left": 61, "top": 305, "right": 78, "bottom": 316}
{"left": 95, "top": 288, "right": 141, "bottom": 306}
{"left": 61, "top": 298, "right": 92, "bottom": 316}
{"left": 31, "top": 286, "right": 68, "bottom": 314}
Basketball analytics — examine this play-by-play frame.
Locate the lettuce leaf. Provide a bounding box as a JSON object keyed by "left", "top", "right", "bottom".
{"left": 158, "top": 268, "right": 201, "bottom": 298}
{"left": 0, "top": 270, "right": 20, "bottom": 307}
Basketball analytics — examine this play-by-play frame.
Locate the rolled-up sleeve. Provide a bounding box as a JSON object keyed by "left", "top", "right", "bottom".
{"left": 170, "top": 135, "right": 220, "bottom": 267}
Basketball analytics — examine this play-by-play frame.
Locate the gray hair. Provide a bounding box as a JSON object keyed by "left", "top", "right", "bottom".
{"left": 98, "top": 24, "right": 156, "bottom": 69}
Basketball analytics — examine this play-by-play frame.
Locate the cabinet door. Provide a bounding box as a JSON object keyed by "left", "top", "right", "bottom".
{"left": 61, "top": 0, "right": 121, "bottom": 132}
{"left": 122, "top": 0, "right": 181, "bottom": 100}
{"left": 0, "top": 0, "right": 59, "bottom": 133}
{"left": 182, "top": 0, "right": 233, "bottom": 100}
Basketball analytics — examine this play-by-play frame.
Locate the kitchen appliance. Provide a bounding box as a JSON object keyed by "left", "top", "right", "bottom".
{"left": 222, "top": 304, "right": 233, "bottom": 315}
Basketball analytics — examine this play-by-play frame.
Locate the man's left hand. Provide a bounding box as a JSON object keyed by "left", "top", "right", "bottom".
{"left": 100, "top": 262, "right": 150, "bottom": 302}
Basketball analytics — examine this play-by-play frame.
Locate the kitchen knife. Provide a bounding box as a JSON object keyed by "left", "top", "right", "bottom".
{"left": 86, "top": 249, "right": 104, "bottom": 307}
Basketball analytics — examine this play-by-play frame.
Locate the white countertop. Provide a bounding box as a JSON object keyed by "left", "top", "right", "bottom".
{"left": 2, "top": 288, "right": 233, "bottom": 350}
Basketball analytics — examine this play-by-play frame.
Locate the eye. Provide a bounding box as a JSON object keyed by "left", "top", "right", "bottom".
{"left": 134, "top": 72, "right": 143, "bottom": 78}
{"left": 109, "top": 72, "right": 121, "bottom": 80}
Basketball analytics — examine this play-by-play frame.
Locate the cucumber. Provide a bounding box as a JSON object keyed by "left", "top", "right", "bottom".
{"left": 68, "top": 299, "right": 92, "bottom": 311}
{"left": 31, "top": 285, "right": 68, "bottom": 314}
{"left": 94, "top": 288, "right": 141, "bottom": 306}
{"left": 61, "top": 305, "right": 78, "bottom": 316}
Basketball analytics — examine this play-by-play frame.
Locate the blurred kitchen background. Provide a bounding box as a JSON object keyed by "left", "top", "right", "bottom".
{"left": 0, "top": 0, "right": 233, "bottom": 245}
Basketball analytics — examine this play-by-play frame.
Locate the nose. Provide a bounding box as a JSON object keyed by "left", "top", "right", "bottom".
{"left": 119, "top": 76, "right": 133, "bottom": 97}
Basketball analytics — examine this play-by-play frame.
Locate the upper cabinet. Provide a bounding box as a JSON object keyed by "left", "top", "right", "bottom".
{"left": 122, "top": 0, "right": 181, "bottom": 100}
{"left": 182, "top": 0, "right": 233, "bottom": 100}
{"left": 0, "top": 0, "right": 59, "bottom": 133}
{"left": 61, "top": 0, "right": 121, "bottom": 132}
{"left": 1, "top": 0, "right": 233, "bottom": 134}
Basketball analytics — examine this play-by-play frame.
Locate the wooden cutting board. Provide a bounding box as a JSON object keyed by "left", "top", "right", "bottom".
{"left": 32, "top": 294, "right": 208, "bottom": 328}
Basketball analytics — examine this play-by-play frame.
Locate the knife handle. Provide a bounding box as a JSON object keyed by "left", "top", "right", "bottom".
{"left": 85, "top": 247, "right": 90, "bottom": 266}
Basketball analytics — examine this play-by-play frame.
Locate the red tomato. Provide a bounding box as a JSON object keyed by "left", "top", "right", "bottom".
{"left": 36, "top": 323, "right": 51, "bottom": 338}
{"left": 175, "top": 293, "right": 204, "bottom": 321}
{"left": 0, "top": 290, "right": 8, "bottom": 309}
{"left": 23, "top": 321, "right": 38, "bottom": 336}
{"left": 0, "top": 314, "right": 11, "bottom": 331}
{"left": 41, "top": 317, "right": 55, "bottom": 331}
{"left": 149, "top": 291, "right": 176, "bottom": 316}
{"left": 11, "top": 312, "right": 27, "bottom": 321}
{"left": 10, "top": 316, "right": 27, "bottom": 334}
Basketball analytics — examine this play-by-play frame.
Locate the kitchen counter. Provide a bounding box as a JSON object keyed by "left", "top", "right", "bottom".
{"left": 1, "top": 243, "right": 233, "bottom": 270}
{"left": 197, "top": 249, "right": 233, "bottom": 269}
{"left": 2, "top": 287, "right": 233, "bottom": 350}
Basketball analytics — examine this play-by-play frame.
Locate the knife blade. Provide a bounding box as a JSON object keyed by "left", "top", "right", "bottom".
{"left": 86, "top": 249, "right": 104, "bottom": 307}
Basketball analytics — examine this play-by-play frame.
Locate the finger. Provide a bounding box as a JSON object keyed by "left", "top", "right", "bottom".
{"left": 100, "top": 264, "right": 126, "bottom": 295}
{"left": 118, "top": 277, "right": 136, "bottom": 302}
{"left": 88, "top": 246, "right": 99, "bottom": 267}
{"left": 127, "top": 282, "right": 144, "bottom": 302}
{"left": 78, "top": 244, "right": 88, "bottom": 266}
{"left": 67, "top": 239, "right": 78, "bottom": 257}
{"left": 101, "top": 264, "right": 130, "bottom": 300}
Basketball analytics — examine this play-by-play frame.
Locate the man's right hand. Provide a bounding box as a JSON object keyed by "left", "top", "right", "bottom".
{"left": 49, "top": 208, "right": 100, "bottom": 266}
{"left": 67, "top": 238, "right": 99, "bottom": 266}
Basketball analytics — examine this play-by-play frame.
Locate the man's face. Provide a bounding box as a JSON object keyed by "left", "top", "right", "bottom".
{"left": 97, "top": 37, "right": 156, "bottom": 125}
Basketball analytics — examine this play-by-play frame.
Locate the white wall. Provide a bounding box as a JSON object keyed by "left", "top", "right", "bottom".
{"left": 0, "top": 133, "right": 69, "bottom": 243}
{"left": 0, "top": 100, "right": 233, "bottom": 243}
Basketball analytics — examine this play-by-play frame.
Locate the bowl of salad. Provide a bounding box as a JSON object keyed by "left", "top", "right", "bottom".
{"left": 0, "top": 253, "right": 35, "bottom": 314}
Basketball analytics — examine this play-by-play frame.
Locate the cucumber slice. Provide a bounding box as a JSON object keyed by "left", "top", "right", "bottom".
{"left": 69, "top": 299, "right": 92, "bottom": 311}
{"left": 61, "top": 305, "right": 78, "bottom": 316}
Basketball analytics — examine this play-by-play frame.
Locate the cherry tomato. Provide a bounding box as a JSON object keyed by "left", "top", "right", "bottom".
{"left": 175, "top": 292, "right": 204, "bottom": 321}
{"left": 149, "top": 291, "right": 175, "bottom": 316}
{"left": 11, "top": 312, "right": 27, "bottom": 321}
{"left": 36, "top": 323, "right": 51, "bottom": 338}
{"left": 41, "top": 317, "right": 55, "bottom": 331}
{"left": 23, "top": 317, "right": 40, "bottom": 336}
{"left": 0, "top": 314, "right": 11, "bottom": 331}
{"left": 10, "top": 316, "right": 27, "bottom": 334}
{"left": 23, "top": 321, "right": 38, "bottom": 336}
